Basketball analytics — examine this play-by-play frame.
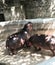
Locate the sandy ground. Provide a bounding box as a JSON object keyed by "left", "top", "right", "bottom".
{"left": 0, "top": 40, "right": 53, "bottom": 65}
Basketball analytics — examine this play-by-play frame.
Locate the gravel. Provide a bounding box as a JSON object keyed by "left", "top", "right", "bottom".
{"left": 0, "top": 41, "right": 52, "bottom": 65}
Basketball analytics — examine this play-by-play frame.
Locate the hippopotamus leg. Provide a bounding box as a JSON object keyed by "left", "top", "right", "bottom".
{"left": 6, "top": 42, "right": 18, "bottom": 55}
{"left": 7, "top": 48, "right": 13, "bottom": 55}
{"left": 32, "top": 45, "right": 41, "bottom": 52}
{"left": 49, "top": 45, "right": 55, "bottom": 56}
{"left": 35, "top": 47, "right": 41, "bottom": 51}
{"left": 11, "top": 49, "right": 17, "bottom": 55}
{"left": 8, "top": 46, "right": 18, "bottom": 55}
{"left": 49, "top": 48, "right": 55, "bottom": 56}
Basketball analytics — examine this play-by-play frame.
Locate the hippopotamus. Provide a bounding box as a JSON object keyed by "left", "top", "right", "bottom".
{"left": 27, "top": 34, "right": 55, "bottom": 56}
{"left": 6, "top": 22, "right": 33, "bottom": 55}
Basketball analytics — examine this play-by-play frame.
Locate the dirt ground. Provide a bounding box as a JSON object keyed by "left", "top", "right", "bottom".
{"left": 0, "top": 40, "right": 53, "bottom": 65}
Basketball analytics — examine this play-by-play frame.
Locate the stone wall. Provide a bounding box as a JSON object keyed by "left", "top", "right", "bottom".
{"left": 1, "top": 0, "right": 55, "bottom": 21}
{"left": 25, "top": 0, "right": 51, "bottom": 18}
{"left": 4, "top": 6, "right": 25, "bottom": 21}
{"left": 24, "top": 0, "right": 55, "bottom": 18}
{"left": 0, "top": 18, "right": 55, "bottom": 41}
{"left": 0, "top": 0, "right": 26, "bottom": 21}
